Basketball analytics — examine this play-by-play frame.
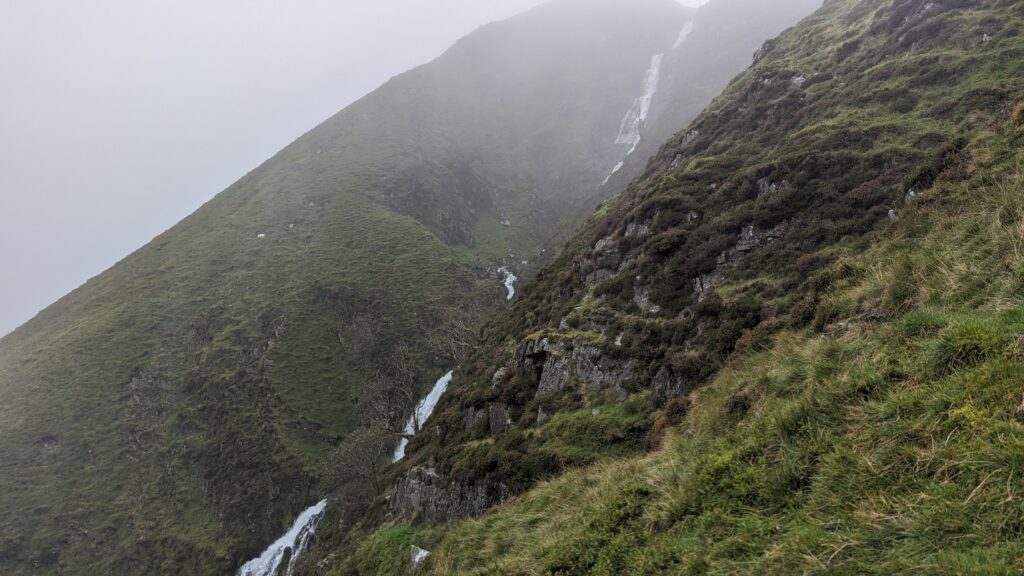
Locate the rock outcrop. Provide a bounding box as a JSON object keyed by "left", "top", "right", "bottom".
{"left": 693, "top": 222, "right": 787, "bottom": 300}
{"left": 390, "top": 467, "right": 508, "bottom": 523}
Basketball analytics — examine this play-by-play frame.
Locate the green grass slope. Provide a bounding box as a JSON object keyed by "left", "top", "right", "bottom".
{"left": 332, "top": 0, "right": 1024, "bottom": 573}
{"left": 424, "top": 111, "right": 1024, "bottom": 574}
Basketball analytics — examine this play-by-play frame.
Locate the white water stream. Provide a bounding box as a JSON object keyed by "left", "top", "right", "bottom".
{"left": 497, "top": 266, "right": 518, "bottom": 300}
{"left": 673, "top": 20, "right": 695, "bottom": 49}
{"left": 237, "top": 499, "right": 328, "bottom": 576}
{"left": 393, "top": 370, "right": 454, "bottom": 462}
{"left": 240, "top": 369, "right": 454, "bottom": 574}
{"left": 603, "top": 20, "right": 696, "bottom": 184}
{"left": 614, "top": 53, "right": 664, "bottom": 154}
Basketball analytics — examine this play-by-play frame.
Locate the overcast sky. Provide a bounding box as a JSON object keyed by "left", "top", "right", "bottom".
{"left": 0, "top": 0, "right": 710, "bottom": 337}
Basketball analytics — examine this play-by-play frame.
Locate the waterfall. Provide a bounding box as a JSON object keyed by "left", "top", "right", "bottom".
{"left": 673, "top": 20, "right": 695, "bottom": 49}
{"left": 237, "top": 499, "right": 328, "bottom": 576}
{"left": 393, "top": 370, "right": 454, "bottom": 462}
{"left": 603, "top": 19, "right": 696, "bottom": 185}
{"left": 613, "top": 53, "right": 664, "bottom": 155}
{"left": 497, "top": 266, "right": 518, "bottom": 300}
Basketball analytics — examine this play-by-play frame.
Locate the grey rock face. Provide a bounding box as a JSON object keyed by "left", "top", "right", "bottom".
{"left": 693, "top": 222, "right": 786, "bottom": 301}
{"left": 488, "top": 402, "right": 512, "bottom": 435}
{"left": 585, "top": 268, "right": 615, "bottom": 287}
{"left": 594, "top": 238, "right": 616, "bottom": 253}
{"left": 537, "top": 407, "right": 552, "bottom": 425}
{"left": 538, "top": 353, "right": 571, "bottom": 395}
{"left": 390, "top": 467, "right": 508, "bottom": 523}
{"left": 624, "top": 219, "right": 653, "bottom": 238}
{"left": 491, "top": 367, "right": 509, "bottom": 388}
{"left": 570, "top": 346, "right": 632, "bottom": 399}
{"left": 515, "top": 337, "right": 632, "bottom": 400}
{"left": 632, "top": 284, "right": 662, "bottom": 314}
{"left": 465, "top": 406, "right": 486, "bottom": 431}
{"left": 753, "top": 38, "right": 777, "bottom": 63}
{"left": 652, "top": 367, "right": 691, "bottom": 406}
{"left": 757, "top": 178, "right": 787, "bottom": 197}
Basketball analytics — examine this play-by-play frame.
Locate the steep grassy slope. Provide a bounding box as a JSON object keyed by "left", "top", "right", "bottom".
{"left": 425, "top": 105, "right": 1024, "bottom": 575}
{"left": 333, "top": 0, "right": 1024, "bottom": 573}
{"left": 0, "top": 1, "right": 704, "bottom": 574}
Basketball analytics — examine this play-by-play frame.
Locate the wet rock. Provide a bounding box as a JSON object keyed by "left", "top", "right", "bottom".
{"left": 693, "top": 268, "right": 727, "bottom": 300}
{"left": 888, "top": 209, "right": 900, "bottom": 222}
{"left": 683, "top": 130, "right": 699, "bottom": 144}
{"left": 671, "top": 154, "right": 684, "bottom": 169}
{"left": 568, "top": 346, "right": 632, "bottom": 399}
{"left": 633, "top": 284, "right": 651, "bottom": 308}
{"left": 791, "top": 74, "right": 807, "bottom": 87}
{"left": 390, "top": 467, "right": 509, "bottom": 522}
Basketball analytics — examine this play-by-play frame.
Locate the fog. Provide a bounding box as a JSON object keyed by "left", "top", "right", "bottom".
{"left": 0, "top": 0, "right": 710, "bottom": 337}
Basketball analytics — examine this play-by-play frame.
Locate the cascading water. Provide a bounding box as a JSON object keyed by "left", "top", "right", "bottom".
{"left": 673, "top": 20, "right": 695, "bottom": 49}
{"left": 613, "top": 53, "right": 664, "bottom": 155}
{"left": 393, "top": 370, "right": 454, "bottom": 462}
{"left": 603, "top": 19, "right": 696, "bottom": 185}
{"left": 497, "top": 266, "right": 518, "bottom": 301}
{"left": 237, "top": 499, "right": 328, "bottom": 576}
{"left": 239, "top": 369, "right": 454, "bottom": 574}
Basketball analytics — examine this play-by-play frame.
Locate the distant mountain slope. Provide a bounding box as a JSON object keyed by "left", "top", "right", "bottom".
{"left": 336, "top": 0, "right": 1024, "bottom": 572}
{"left": 0, "top": 1, "right": 702, "bottom": 574}
{"left": 598, "top": 0, "right": 823, "bottom": 190}
{"left": 601, "top": 0, "right": 823, "bottom": 193}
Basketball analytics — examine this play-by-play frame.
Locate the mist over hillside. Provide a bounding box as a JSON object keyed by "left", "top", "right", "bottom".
{"left": 6, "top": 0, "right": 1021, "bottom": 575}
